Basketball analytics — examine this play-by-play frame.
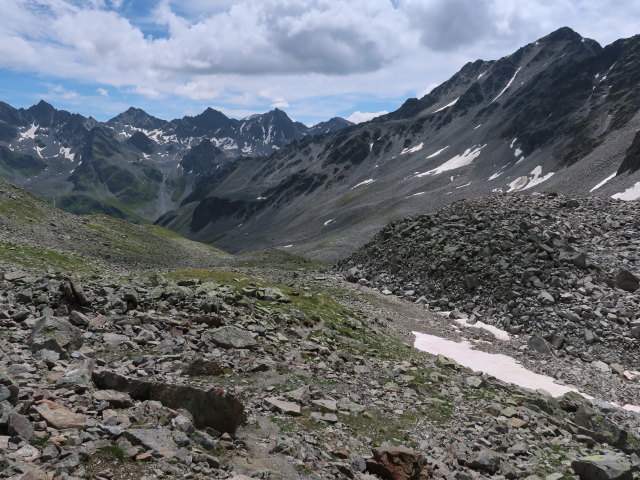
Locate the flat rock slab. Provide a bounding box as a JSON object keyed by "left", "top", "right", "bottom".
{"left": 312, "top": 399, "right": 338, "bottom": 411}
{"left": 208, "top": 326, "right": 257, "bottom": 349}
{"left": 572, "top": 455, "right": 633, "bottom": 480}
{"left": 102, "top": 333, "right": 130, "bottom": 347}
{"left": 124, "top": 428, "right": 179, "bottom": 458}
{"left": 35, "top": 400, "right": 87, "bottom": 429}
{"left": 264, "top": 397, "right": 301, "bottom": 416}
{"left": 92, "top": 389, "right": 134, "bottom": 408}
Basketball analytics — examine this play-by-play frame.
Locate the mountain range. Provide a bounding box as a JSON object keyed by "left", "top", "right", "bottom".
{"left": 1, "top": 27, "right": 640, "bottom": 259}
{"left": 0, "top": 100, "right": 353, "bottom": 222}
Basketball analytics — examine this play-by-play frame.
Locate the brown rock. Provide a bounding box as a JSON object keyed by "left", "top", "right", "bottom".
{"left": 35, "top": 400, "right": 87, "bottom": 429}
{"left": 366, "top": 446, "right": 431, "bottom": 480}
{"left": 20, "top": 470, "right": 53, "bottom": 480}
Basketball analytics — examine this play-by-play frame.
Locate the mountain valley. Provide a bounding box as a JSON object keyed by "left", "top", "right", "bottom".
{"left": 1, "top": 24, "right": 640, "bottom": 480}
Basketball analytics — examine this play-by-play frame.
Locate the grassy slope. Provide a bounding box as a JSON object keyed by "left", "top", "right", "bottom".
{"left": 0, "top": 178, "right": 230, "bottom": 274}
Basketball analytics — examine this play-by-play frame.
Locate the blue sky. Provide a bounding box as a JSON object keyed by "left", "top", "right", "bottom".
{"left": 1, "top": 0, "right": 638, "bottom": 125}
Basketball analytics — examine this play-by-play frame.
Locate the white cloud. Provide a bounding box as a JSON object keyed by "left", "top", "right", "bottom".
{"left": 1, "top": 0, "right": 640, "bottom": 122}
{"left": 346, "top": 110, "right": 389, "bottom": 124}
{"left": 96, "top": 87, "right": 109, "bottom": 96}
{"left": 50, "top": 84, "right": 79, "bottom": 99}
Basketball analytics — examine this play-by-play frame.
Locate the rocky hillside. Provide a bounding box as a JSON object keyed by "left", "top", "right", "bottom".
{"left": 0, "top": 101, "right": 352, "bottom": 222}
{"left": 1, "top": 181, "right": 640, "bottom": 479}
{"left": 158, "top": 27, "right": 640, "bottom": 260}
{"left": 339, "top": 193, "right": 640, "bottom": 370}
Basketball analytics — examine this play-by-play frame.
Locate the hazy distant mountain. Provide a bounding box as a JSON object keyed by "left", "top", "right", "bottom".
{"left": 0, "top": 101, "right": 353, "bottom": 221}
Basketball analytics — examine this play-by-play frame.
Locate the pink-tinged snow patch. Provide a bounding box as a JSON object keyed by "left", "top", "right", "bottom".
{"left": 452, "top": 317, "right": 510, "bottom": 341}
{"left": 413, "top": 332, "right": 581, "bottom": 397}
{"left": 413, "top": 332, "right": 640, "bottom": 413}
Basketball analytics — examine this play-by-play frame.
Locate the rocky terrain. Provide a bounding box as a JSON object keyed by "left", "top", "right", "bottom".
{"left": 2, "top": 179, "right": 640, "bottom": 480}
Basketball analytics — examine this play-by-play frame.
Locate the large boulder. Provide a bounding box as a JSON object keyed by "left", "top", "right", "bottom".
{"left": 92, "top": 370, "right": 246, "bottom": 435}
{"left": 207, "top": 326, "right": 257, "bottom": 349}
{"left": 365, "top": 446, "right": 431, "bottom": 480}
{"left": 615, "top": 270, "right": 639, "bottom": 292}
{"left": 572, "top": 455, "right": 633, "bottom": 480}
{"left": 28, "top": 317, "right": 83, "bottom": 358}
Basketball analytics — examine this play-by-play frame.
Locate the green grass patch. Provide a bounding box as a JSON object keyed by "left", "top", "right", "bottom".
{"left": 98, "top": 445, "right": 126, "bottom": 462}
{"left": 0, "top": 241, "right": 93, "bottom": 273}
{"left": 0, "top": 198, "right": 46, "bottom": 223}
{"left": 238, "top": 249, "right": 327, "bottom": 271}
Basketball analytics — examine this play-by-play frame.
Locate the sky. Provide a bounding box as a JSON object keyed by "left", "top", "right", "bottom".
{"left": 0, "top": 1, "right": 638, "bottom": 126}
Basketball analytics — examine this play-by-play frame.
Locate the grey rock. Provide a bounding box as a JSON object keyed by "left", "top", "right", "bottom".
{"left": 93, "top": 370, "right": 246, "bottom": 434}
{"left": 8, "top": 413, "right": 35, "bottom": 441}
{"left": 615, "top": 270, "right": 639, "bottom": 292}
{"left": 528, "top": 336, "right": 553, "bottom": 356}
{"left": 28, "top": 316, "right": 83, "bottom": 358}
{"left": 208, "top": 326, "right": 257, "bottom": 349}
{"left": 572, "top": 455, "right": 633, "bottom": 480}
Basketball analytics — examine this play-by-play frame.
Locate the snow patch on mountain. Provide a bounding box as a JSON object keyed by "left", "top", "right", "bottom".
{"left": 426, "top": 146, "right": 449, "bottom": 159}
{"left": 507, "top": 166, "right": 554, "bottom": 192}
{"left": 351, "top": 179, "right": 375, "bottom": 189}
{"left": 20, "top": 124, "right": 38, "bottom": 140}
{"left": 612, "top": 182, "right": 640, "bottom": 201}
{"left": 401, "top": 142, "right": 424, "bottom": 155}
{"left": 414, "top": 145, "right": 486, "bottom": 177}
{"left": 59, "top": 147, "right": 75, "bottom": 161}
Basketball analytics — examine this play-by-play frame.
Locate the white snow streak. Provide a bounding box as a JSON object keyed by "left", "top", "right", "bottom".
{"left": 474, "top": 124, "right": 482, "bottom": 130}
{"left": 426, "top": 146, "right": 449, "bottom": 159}
{"left": 323, "top": 218, "right": 335, "bottom": 226}
{"left": 492, "top": 67, "right": 522, "bottom": 103}
{"left": 612, "top": 182, "right": 640, "bottom": 201}
{"left": 514, "top": 148, "right": 523, "bottom": 157}
{"left": 414, "top": 145, "right": 486, "bottom": 177}
{"left": 590, "top": 172, "right": 616, "bottom": 192}
{"left": 488, "top": 171, "right": 503, "bottom": 181}
{"left": 400, "top": 142, "right": 424, "bottom": 155}
{"left": 433, "top": 97, "right": 459, "bottom": 113}
{"left": 351, "top": 179, "right": 375, "bottom": 189}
